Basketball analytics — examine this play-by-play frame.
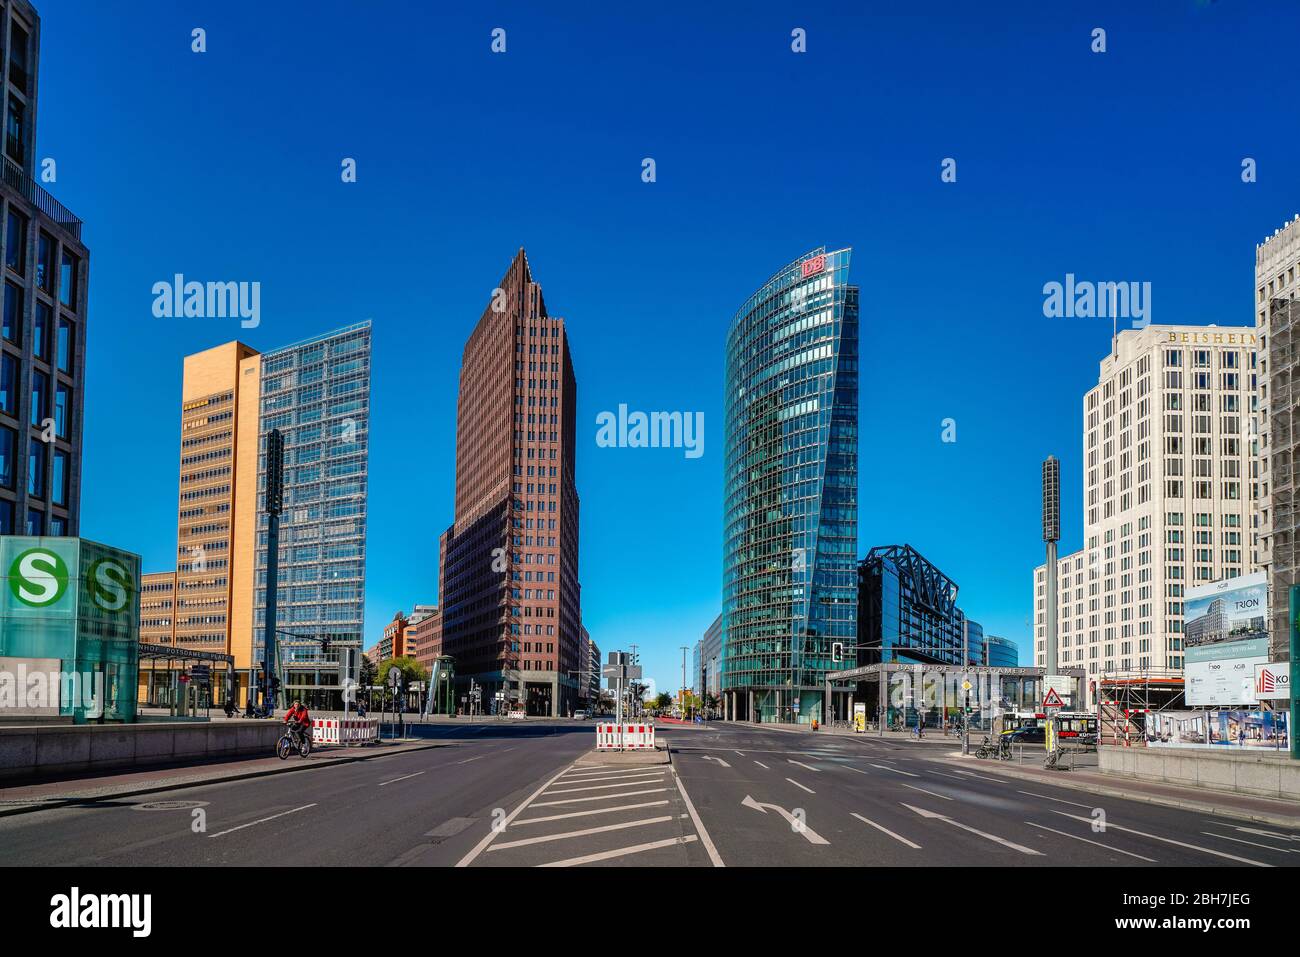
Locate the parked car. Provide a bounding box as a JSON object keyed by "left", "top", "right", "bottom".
{"left": 573, "top": 710, "right": 587, "bottom": 720}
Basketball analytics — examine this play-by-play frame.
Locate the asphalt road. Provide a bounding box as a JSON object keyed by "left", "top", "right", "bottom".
{"left": 665, "top": 722, "right": 1300, "bottom": 867}
{"left": 1, "top": 719, "right": 1295, "bottom": 867}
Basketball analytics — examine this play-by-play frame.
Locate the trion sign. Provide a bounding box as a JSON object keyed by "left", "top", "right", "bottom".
{"left": 1254, "top": 662, "right": 1292, "bottom": 700}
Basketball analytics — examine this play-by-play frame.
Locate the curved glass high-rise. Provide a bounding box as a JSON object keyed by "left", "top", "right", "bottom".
{"left": 722, "top": 248, "right": 858, "bottom": 724}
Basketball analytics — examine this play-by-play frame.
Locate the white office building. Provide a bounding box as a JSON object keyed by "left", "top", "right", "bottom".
{"left": 1035, "top": 324, "right": 1259, "bottom": 707}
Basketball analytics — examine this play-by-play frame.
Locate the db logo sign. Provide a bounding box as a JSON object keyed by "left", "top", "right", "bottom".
{"left": 87, "top": 558, "right": 133, "bottom": 612}
{"left": 801, "top": 255, "right": 826, "bottom": 278}
{"left": 9, "top": 548, "right": 69, "bottom": 607}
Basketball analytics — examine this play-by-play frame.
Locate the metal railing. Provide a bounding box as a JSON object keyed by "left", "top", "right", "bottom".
{"left": 1, "top": 155, "right": 82, "bottom": 240}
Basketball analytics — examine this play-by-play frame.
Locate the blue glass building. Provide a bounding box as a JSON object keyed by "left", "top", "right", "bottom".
{"left": 722, "top": 248, "right": 858, "bottom": 724}
{"left": 253, "top": 321, "right": 371, "bottom": 706}
{"left": 986, "top": 634, "right": 1019, "bottom": 668}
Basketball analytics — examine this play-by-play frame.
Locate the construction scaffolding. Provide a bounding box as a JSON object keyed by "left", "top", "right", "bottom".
{"left": 1265, "top": 295, "right": 1299, "bottom": 661}
{"left": 1097, "top": 668, "right": 1185, "bottom": 747}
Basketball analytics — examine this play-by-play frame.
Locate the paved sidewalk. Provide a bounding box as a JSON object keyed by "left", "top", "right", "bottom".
{"left": 936, "top": 750, "right": 1300, "bottom": 828}
{"left": 0, "top": 739, "right": 441, "bottom": 817}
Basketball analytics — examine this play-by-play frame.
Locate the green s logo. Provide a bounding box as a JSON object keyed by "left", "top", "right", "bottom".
{"left": 88, "top": 558, "right": 133, "bottom": 612}
{"left": 9, "top": 548, "right": 70, "bottom": 607}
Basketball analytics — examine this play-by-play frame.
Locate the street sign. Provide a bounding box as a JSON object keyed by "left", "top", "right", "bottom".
{"left": 1042, "top": 687, "right": 1065, "bottom": 710}
{"left": 387, "top": 666, "right": 401, "bottom": 688}
{"left": 961, "top": 679, "right": 972, "bottom": 692}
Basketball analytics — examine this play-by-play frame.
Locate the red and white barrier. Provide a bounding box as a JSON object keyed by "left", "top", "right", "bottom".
{"left": 311, "top": 717, "right": 379, "bottom": 745}
{"left": 595, "top": 722, "right": 656, "bottom": 750}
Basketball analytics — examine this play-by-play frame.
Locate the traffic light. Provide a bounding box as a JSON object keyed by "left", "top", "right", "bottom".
{"left": 832, "top": 642, "right": 844, "bottom": 662}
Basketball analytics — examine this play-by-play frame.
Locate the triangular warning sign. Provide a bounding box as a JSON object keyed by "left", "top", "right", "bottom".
{"left": 1042, "top": 688, "right": 1065, "bottom": 709}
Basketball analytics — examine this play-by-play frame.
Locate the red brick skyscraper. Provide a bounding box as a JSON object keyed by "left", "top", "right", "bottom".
{"left": 438, "top": 249, "right": 581, "bottom": 716}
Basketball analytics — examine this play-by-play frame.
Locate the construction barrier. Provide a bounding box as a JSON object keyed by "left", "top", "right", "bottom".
{"left": 595, "top": 722, "right": 656, "bottom": 750}
{"left": 311, "top": 717, "right": 379, "bottom": 745}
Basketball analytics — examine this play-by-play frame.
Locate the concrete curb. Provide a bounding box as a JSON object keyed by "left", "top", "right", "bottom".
{"left": 574, "top": 747, "right": 671, "bottom": 768}
{"left": 934, "top": 754, "right": 1300, "bottom": 829}
{"left": 0, "top": 741, "right": 445, "bottom": 819}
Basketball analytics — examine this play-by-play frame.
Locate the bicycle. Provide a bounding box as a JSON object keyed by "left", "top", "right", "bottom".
{"left": 277, "top": 724, "right": 313, "bottom": 760}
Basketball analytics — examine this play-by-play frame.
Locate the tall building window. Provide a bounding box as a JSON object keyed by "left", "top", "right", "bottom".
{"left": 54, "top": 384, "right": 69, "bottom": 438}
{"left": 0, "top": 353, "right": 14, "bottom": 415}
{"left": 27, "top": 440, "right": 43, "bottom": 497}
{"left": 59, "top": 250, "right": 78, "bottom": 307}
{"left": 8, "top": 22, "right": 29, "bottom": 95}
{"left": 51, "top": 449, "right": 68, "bottom": 506}
{"left": 5, "top": 95, "right": 24, "bottom": 165}
{"left": 30, "top": 369, "right": 46, "bottom": 427}
{"left": 3, "top": 280, "right": 20, "bottom": 344}
{"left": 48, "top": 515, "right": 65, "bottom": 536}
{"left": 32, "top": 300, "right": 47, "bottom": 360}
{"left": 57, "top": 318, "right": 73, "bottom": 373}
{"left": 0, "top": 425, "right": 13, "bottom": 488}
{"left": 5, "top": 208, "right": 25, "bottom": 273}
{"left": 25, "top": 507, "right": 41, "bottom": 535}
{"left": 35, "top": 232, "right": 52, "bottom": 293}
{"left": 0, "top": 499, "right": 12, "bottom": 534}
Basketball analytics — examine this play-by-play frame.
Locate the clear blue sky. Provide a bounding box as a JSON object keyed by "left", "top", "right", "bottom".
{"left": 34, "top": 0, "right": 1300, "bottom": 693}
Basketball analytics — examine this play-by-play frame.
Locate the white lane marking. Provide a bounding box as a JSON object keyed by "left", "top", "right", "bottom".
{"left": 673, "top": 769, "right": 724, "bottom": 867}
{"left": 530, "top": 788, "right": 668, "bottom": 808}
{"left": 741, "top": 795, "right": 829, "bottom": 845}
{"left": 786, "top": 778, "right": 815, "bottom": 794}
{"left": 754, "top": 761, "right": 770, "bottom": 769}
{"left": 851, "top": 812, "right": 921, "bottom": 849}
{"left": 701, "top": 755, "right": 732, "bottom": 768}
{"left": 207, "top": 804, "right": 317, "bottom": 839}
{"left": 788, "top": 760, "right": 819, "bottom": 773}
{"left": 1014, "top": 789, "right": 1096, "bottom": 810}
{"left": 1228, "top": 825, "right": 1300, "bottom": 841}
{"left": 456, "top": 763, "right": 573, "bottom": 867}
{"left": 899, "top": 782, "right": 953, "bottom": 801}
{"left": 559, "top": 764, "right": 665, "bottom": 780}
{"left": 1050, "top": 812, "right": 1271, "bottom": 867}
{"left": 538, "top": 835, "right": 698, "bottom": 867}
{"left": 488, "top": 815, "right": 673, "bottom": 851}
{"left": 872, "top": 763, "right": 919, "bottom": 777}
{"left": 1025, "top": 821, "right": 1157, "bottom": 862}
{"left": 512, "top": 800, "right": 670, "bottom": 826}
{"left": 948, "top": 768, "right": 1009, "bottom": 784}
{"left": 559, "top": 767, "right": 662, "bottom": 780}
{"left": 902, "top": 803, "right": 1043, "bottom": 856}
{"left": 377, "top": 771, "right": 425, "bottom": 787}
{"left": 840, "top": 765, "right": 870, "bottom": 775}
{"left": 734, "top": 750, "right": 746, "bottom": 757}
{"left": 1201, "top": 831, "right": 1295, "bottom": 854}
{"left": 456, "top": 755, "right": 485, "bottom": 765}
{"left": 544, "top": 775, "right": 665, "bottom": 795}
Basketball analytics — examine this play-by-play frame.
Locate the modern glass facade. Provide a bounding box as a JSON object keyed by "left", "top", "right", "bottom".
{"left": 859, "top": 544, "right": 965, "bottom": 666}
{"left": 986, "top": 634, "right": 1019, "bottom": 668}
{"left": 253, "top": 322, "right": 371, "bottom": 679}
{"left": 722, "top": 248, "right": 858, "bottom": 724}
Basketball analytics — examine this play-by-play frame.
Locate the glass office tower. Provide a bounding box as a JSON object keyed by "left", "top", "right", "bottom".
{"left": 722, "top": 247, "right": 858, "bottom": 724}
{"left": 253, "top": 321, "right": 371, "bottom": 705}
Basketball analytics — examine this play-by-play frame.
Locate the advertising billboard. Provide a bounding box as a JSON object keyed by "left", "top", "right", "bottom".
{"left": 1147, "top": 709, "right": 1289, "bottom": 750}
{"left": 1183, "top": 573, "right": 1269, "bottom": 705}
{"left": 1254, "top": 661, "right": 1293, "bottom": 700}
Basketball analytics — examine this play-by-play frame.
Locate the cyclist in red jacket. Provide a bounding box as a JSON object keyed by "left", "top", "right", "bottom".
{"left": 284, "top": 700, "right": 312, "bottom": 748}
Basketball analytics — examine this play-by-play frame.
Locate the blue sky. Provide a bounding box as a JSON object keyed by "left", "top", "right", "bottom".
{"left": 33, "top": 0, "right": 1300, "bottom": 692}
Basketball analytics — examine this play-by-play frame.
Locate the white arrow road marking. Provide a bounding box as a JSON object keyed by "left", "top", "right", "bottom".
{"left": 742, "top": 794, "right": 829, "bottom": 845}
{"left": 1050, "top": 811, "right": 1271, "bottom": 867}
{"left": 701, "top": 755, "right": 731, "bottom": 768}
{"left": 872, "top": 763, "right": 919, "bottom": 777}
{"left": 788, "top": 759, "right": 820, "bottom": 773}
{"left": 851, "top": 813, "right": 921, "bottom": 849}
{"left": 901, "top": 803, "right": 1043, "bottom": 856}
{"left": 1024, "top": 821, "right": 1157, "bottom": 862}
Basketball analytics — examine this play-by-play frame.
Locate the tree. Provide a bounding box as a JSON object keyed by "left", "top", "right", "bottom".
{"left": 358, "top": 654, "right": 378, "bottom": 705}
{"left": 655, "top": 692, "right": 673, "bottom": 711}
